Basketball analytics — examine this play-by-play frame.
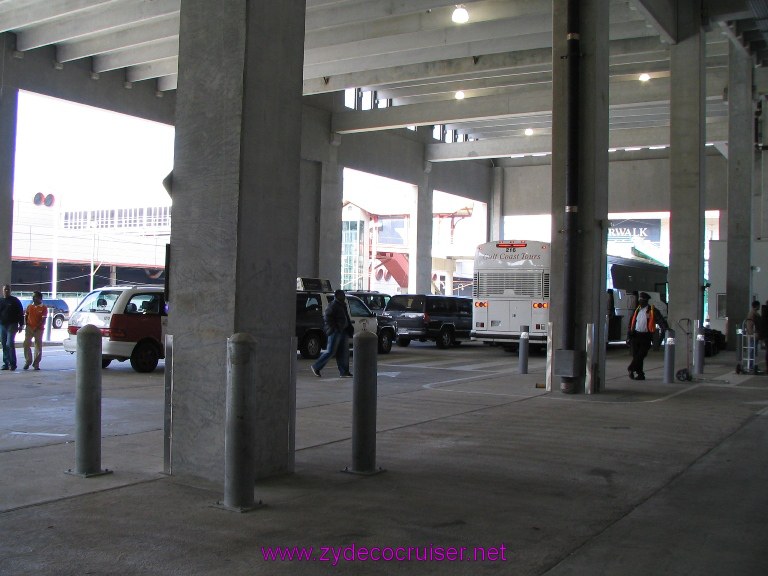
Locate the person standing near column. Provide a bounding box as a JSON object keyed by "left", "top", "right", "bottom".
{"left": 0, "top": 284, "right": 24, "bottom": 371}
{"left": 626, "top": 292, "right": 668, "bottom": 380}
{"left": 23, "top": 291, "right": 47, "bottom": 370}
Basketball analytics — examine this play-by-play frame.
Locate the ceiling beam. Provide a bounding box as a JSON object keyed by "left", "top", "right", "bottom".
{"left": 14, "top": 0, "right": 180, "bottom": 52}
{"left": 303, "top": 35, "right": 677, "bottom": 93}
{"left": 0, "top": 0, "right": 116, "bottom": 31}
{"left": 425, "top": 120, "right": 728, "bottom": 161}
{"left": 126, "top": 57, "right": 177, "bottom": 82}
{"left": 93, "top": 37, "right": 179, "bottom": 73}
{"left": 332, "top": 69, "right": 728, "bottom": 134}
{"left": 629, "top": 0, "right": 677, "bottom": 44}
{"left": 57, "top": 15, "right": 179, "bottom": 62}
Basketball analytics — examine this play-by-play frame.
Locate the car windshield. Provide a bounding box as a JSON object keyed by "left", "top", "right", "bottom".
{"left": 386, "top": 295, "right": 425, "bottom": 312}
{"left": 76, "top": 290, "right": 122, "bottom": 313}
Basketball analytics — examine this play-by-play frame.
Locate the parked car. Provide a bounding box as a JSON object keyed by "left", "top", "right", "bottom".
{"left": 63, "top": 285, "right": 167, "bottom": 372}
{"left": 382, "top": 294, "right": 472, "bottom": 349}
{"left": 296, "top": 290, "right": 393, "bottom": 359}
{"left": 18, "top": 298, "right": 70, "bottom": 329}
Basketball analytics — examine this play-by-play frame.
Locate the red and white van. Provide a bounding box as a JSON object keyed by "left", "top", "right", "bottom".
{"left": 63, "top": 285, "right": 167, "bottom": 372}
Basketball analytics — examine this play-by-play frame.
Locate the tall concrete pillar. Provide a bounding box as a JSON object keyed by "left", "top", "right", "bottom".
{"left": 319, "top": 146, "right": 343, "bottom": 288}
{"left": 489, "top": 166, "right": 504, "bottom": 241}
{"left": 550, "top": 0, "right": 609, "bottom": 393}
{"left": 168, "top": 0, "right": 305, "bottom": 482}
{"left": 669, "top": 2, "right": 706, "bottom": 362}
{"left": 410, "top": 164, "right": 433, "bottom": 293}
{"left": 757, "top": 149, "right": 766, "bottom": 242}
{"left": 725, "top": 45, "right": 753, "bottom": 346}
{"left": 0, "top": 35, "right": 18, "bottom": 286}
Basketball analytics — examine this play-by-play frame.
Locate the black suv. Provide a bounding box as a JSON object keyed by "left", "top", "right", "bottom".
{"left": 382, "top": 294, "right": 472, "bottom": 349}
{"left": 19, "top": 297, "right": 70, "bottom": 329}
{"left": 295, "top": 291, "right": 394, "bottom": 359}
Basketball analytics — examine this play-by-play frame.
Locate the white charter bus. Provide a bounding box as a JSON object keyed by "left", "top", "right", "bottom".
{"left": 472, "top": 240, "right": 551, "bottom": 346}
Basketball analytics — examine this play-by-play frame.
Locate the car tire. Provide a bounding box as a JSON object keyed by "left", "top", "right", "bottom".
{"left": 378, "top": 331, "right": 393, "bottom": 354}
{"left": 130, "top": 341, "right": 160, "bottom": 373}
{"left": 53, "top": 315, "right": 64, "bottom": 329}
{"left": 101, "top": 358, "right": 113, "bottom": 369}
{"left": 436, "top": 327, "right": 453, "bottom": 349}
{"left": 300, "top": 333, "right": 322, "bottom": 359}
{"left": 396, "top": 336, "right": 411, "bottom": 347}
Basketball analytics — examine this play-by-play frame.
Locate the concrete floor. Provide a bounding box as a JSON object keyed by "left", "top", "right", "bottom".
{"left": 0, "top": 342, "right": 767, "bottom": 575}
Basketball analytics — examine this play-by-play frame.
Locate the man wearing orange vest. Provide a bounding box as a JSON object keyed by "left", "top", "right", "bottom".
{"left": 23, "top": 291, "right": 48, "bottom": 370}
{"left": 627, "top": 292, "right": 668, "bottom": 380}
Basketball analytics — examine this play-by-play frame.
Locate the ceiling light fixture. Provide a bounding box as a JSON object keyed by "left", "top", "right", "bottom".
{"left": 452, "top": 5, "right": 469, "bottom": 24}
{"left": 455, "top": 90, "right": 465, "bottom": 100}
{"left": 524, "top": 128, "right": 534, "bottom": 136}
{"left": 638, "top": 73, "right": 651, "bottom": 82}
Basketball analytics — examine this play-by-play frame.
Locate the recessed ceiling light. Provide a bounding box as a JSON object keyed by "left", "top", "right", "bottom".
{"left": 524, "top": 128, "right": 534, "bottom": 136}
{"left": 452, "top": 5, "right": 469, "bottom": 24}
{"left": 638, "top": 73, "right": 651, "bottom": 82}
{"left": 455, "top": 90, "right": 465, "bottom": 100}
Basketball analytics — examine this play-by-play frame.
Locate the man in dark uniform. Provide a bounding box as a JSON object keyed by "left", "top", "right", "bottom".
{"left": 627, "top": 292, "right": 667, "bottom": 380}
{"left": 0, "top": 285, "right": 24, "bottom": 371}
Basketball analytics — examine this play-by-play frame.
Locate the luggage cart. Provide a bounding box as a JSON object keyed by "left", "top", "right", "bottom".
{"left": 736, "top": 319, "right": 758, "bottom": 374}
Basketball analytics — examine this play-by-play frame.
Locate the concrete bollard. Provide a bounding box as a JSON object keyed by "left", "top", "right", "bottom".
{"left": 693, "top": 328, "right": 706, "bottom": 376}
{"left": 221, "top": 333, "right": 260, "bottom": 512}
{"left": 44, "top": 307, "right": 53, "bottom": 341}
{"left": 663, "top": 329, "right": 675, "bottom": 384}
{"left": 347, "top": 329, "right": 382, "bottom": 475}
{"left": 67, "top": 324, "right": 111, "bottom": 477}
{"left": 518, "top": 325, "right": 529, "bottom": 374}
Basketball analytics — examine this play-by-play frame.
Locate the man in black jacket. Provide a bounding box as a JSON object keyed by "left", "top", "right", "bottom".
{"left": 311, "top": 290, "right": 353, "bottom": 378}
{"left": 0, "top": 285, "right": 24, "bottom": 371}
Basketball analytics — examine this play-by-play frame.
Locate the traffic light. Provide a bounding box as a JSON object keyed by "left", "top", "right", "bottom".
{"left": 33, "top": 193, "right": 55, "bottom": 207}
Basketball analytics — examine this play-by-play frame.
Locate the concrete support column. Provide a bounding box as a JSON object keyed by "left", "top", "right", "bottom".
{"left": 319, "top": 148, "right": 343, "bottom": 288}
{"left": 725, "top": 45, "right": 753, "bottom": 346}
{"left": 0, "top": 35, "right": 18, "bottom": 286}
{"left": 490, "top": 166, "right": 504, "bottom": 241}
{"left": 410, "top": 165, "right": 433, "bottom": 293}
{"left": 758, "top": 149, "right": 767, "bottom": 241}
{"left": 550, "top": 0, "right": 609, "bottom": 393}
{"left": 669, "top": 2, "right": 706, "bottom": 362}
{"left": 168, "top": 0, "right": 305, "bottom": 482}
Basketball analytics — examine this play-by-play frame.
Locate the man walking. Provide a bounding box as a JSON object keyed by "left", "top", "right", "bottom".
{"left": 311, "top": 290, "right": 354, "bottom": 378}
{"left": 23, "top": 291, "right": 48, "bottom": 370}
{"left": 0, "top": 285, "right": 24, "bottom": 371}
{"left": 627, "top": 292, "right": 668, "bottom": 380}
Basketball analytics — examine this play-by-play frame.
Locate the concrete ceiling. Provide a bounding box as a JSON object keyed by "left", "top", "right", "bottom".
{"left": 0, "top": 0, "right": 766, "bottom": 161}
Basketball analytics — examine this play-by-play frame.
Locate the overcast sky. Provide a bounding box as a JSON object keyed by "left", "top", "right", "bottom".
{"left": 13, "top": 90, "right": 175, "bottom": 211}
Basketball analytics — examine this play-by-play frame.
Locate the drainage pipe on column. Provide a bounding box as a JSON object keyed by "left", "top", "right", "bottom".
{"left": 560, "top": 0, "right": 580, "bottom": 394}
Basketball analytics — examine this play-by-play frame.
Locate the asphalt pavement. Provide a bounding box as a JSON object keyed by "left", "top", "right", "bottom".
{"left": 1, "top": 339, "right": 767, "bottom": 575}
